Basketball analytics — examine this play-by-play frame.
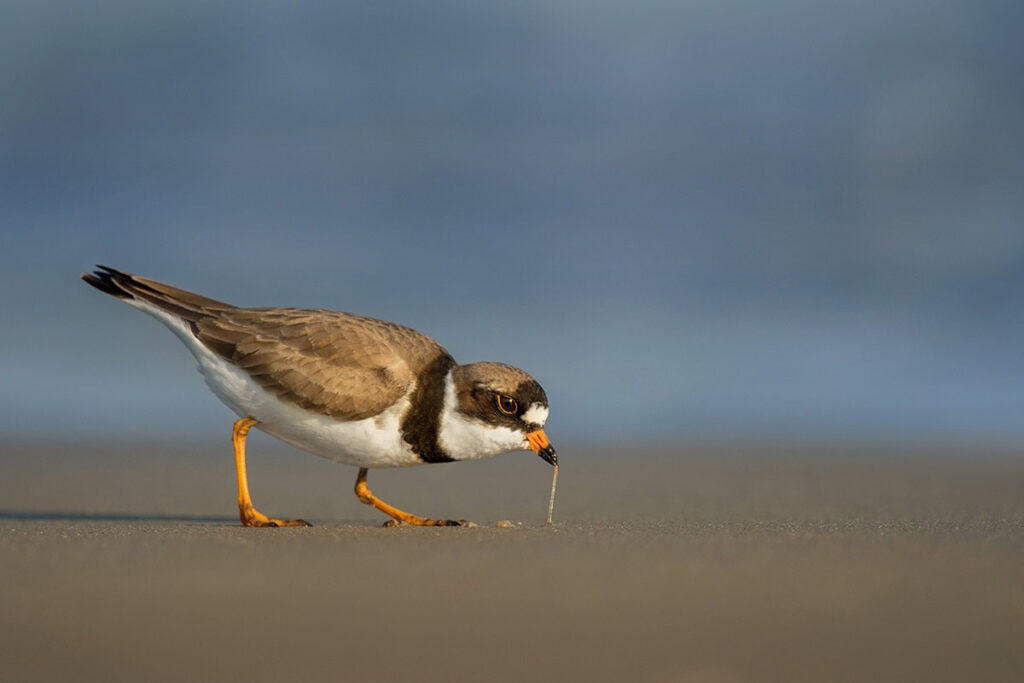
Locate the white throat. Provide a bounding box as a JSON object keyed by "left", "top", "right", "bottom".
{"left": 437, "top": 370, "right": 529, "bottom": 461}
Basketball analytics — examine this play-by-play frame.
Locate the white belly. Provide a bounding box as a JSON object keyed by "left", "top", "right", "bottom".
{"left": 130, "top": 300, "right": 422, "bottom": 468}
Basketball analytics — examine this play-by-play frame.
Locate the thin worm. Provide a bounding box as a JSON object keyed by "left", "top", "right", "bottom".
{"left": 546, "top": 464, "right": 559, "bottom": 526}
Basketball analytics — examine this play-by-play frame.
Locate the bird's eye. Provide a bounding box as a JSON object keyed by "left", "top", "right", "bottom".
{"left": 496, "top": 395, "right": 518, "bottom": 415}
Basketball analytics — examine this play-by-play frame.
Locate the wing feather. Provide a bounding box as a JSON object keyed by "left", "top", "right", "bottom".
{"left": 193, "top": 308, "right": 449, "bottom": 421}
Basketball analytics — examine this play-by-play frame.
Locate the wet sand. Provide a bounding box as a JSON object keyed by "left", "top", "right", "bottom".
{"left": 2, "top": 439, "right": 1022, "bottom": 682}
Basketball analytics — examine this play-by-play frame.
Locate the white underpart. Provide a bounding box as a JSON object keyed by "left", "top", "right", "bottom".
{"left": 521, "top": 403, "right": 549, "bottom": 428}
{"left": 126, "top": 299, "right": 421, "bottom": 468}
{"left": 437, "top": 371, "right": 530, "bottom": 460}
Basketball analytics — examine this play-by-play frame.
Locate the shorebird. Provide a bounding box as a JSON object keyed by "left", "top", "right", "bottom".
{"left": 81, "top": 266, "right": 557, "bottom": 527}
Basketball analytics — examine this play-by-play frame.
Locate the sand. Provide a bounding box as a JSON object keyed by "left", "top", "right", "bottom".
{"left": 2, "top": 438, "right": 1022, "bottom": 682}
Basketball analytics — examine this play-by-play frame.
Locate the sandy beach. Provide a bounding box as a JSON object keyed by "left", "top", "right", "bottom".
{"left": 2, "top": 438, "right": 1022, "bottom": 682}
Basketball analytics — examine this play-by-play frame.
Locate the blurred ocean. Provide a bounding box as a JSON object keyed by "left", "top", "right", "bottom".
{"left": 2, "top": 1, "right": 1022, "bottom": 443}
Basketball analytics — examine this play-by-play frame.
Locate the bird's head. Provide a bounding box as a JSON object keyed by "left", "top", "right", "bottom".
{"left": 441, "top": 361, "right": 557, "bottom": 465}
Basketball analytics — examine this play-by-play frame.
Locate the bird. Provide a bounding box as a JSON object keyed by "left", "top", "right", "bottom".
{"left": 81, "top": 265, "right": 557, "bottom": 528}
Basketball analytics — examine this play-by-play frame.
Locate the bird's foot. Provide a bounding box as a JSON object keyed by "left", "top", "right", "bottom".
{"left": 240, "top": 505, "right": 311, "bottom": 528}
{"left": 381, "top": 518, "right": 475, "bottom": 528}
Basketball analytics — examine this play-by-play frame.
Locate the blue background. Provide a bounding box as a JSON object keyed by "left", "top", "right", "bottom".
{"left": 3, "top": 1, "right": 1023, "bottom": 444}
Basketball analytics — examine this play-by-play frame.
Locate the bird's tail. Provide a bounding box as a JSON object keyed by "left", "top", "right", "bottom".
{"left": 81, "top": 265, "right": 235, "bottom": 322}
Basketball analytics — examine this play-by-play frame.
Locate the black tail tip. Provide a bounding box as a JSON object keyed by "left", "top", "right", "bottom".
{"left": 81, "top": 265, "right": 131, "bottom": 298}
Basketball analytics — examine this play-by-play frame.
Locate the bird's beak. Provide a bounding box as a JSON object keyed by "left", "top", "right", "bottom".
{"left": 526, "top": 429, "right": 558, "bottom": 466}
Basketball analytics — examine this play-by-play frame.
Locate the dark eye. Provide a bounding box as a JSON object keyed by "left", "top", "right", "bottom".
{"left": 496, "top": 395, "right": 518, "bottom": 415}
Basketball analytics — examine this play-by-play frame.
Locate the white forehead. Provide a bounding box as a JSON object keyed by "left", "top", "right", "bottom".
{"left": 521, "top": 403, "right": 549, "bottom": 427}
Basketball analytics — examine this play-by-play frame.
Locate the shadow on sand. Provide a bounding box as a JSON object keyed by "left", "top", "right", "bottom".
{"left": 0, "top": 509, "right": 236, "bottom": 524}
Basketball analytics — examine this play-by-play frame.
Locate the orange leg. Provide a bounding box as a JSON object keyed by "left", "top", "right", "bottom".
{"left": 354, "top": 468, "right": 470, "bottom": 527}
{"left": 233, "top": 417, "right": 310, "bottom": 528}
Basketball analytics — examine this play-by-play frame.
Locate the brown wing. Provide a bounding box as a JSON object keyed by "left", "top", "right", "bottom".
{"left": 194, "top": 307, "right": 451, "bottom": 421}
{"left": 82, "top": 266, "right": 450, "bottom": 421}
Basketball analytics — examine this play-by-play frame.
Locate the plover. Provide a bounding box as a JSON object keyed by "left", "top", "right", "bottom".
{"left": 81, "top": 266, "right": 557, "bottom": 527}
